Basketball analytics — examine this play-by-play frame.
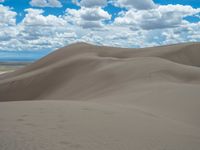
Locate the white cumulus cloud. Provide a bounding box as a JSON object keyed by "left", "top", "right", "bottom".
{"left": 114, "top": 4, "right": 200, "bottom": 30}
{"left": 114, "top": 0, "right": 156, "bottom": 10}
{"left": 23, "top": 8, "right": 67, "bottom": 26}
{"left": 30, "top": 0, "right": 62, "bottom": 8}
{"left": 0, "top": 5, "right": 17, "bottom": 26}
{"left": 66, "top": 7, "right": 111, "bottom": 28}
{"left": 0, "top": 3, "right": 200, "bottom": 51}
{"left": 80, "top": 0, "right": 107, "bottom": 8}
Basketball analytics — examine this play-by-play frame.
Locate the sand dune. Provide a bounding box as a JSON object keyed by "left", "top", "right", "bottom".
{"left": 1, "top": 42, "right": 200, "bottom": 101}
{"left": 0, "top": 42, "right": 200, "bottom": 150}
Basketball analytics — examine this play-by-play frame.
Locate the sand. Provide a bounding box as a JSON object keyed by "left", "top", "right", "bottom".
{"left": 0, "top": 42, "right": 200, "bottom": 149}
{"left": 0, "top": 71, "right": 9, "bottom": 75}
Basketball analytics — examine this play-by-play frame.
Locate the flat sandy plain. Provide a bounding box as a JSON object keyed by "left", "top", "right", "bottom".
{"left": 0, "top": 62, "right": 29, "bottom": 75}
{"left": 0, "top": 42, "right": 200, "bottom": 150}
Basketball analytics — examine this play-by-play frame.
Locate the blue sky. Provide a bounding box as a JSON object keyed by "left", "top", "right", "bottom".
{"left": 0, "top": 0, "right": 200, "bottom": 61}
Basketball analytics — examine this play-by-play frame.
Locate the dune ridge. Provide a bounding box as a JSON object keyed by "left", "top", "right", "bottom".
{"left": 0, "top": 42, "right": 200, "bottom": 150}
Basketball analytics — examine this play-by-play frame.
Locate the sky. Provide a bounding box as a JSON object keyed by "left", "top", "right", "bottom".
{"left": 0, "top": 0, "right": 200, "bottom": 61}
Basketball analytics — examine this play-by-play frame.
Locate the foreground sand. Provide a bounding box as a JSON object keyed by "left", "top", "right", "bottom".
{"left": 0, "top": 100, "right": 200, "bottom": 150}
{"left": 0, "top": 42, "right": 200, "bottom": 149}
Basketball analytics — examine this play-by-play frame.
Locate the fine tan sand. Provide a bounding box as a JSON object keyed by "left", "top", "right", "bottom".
{"left": 0, "top": 42, "right": 200, "bottom": 150}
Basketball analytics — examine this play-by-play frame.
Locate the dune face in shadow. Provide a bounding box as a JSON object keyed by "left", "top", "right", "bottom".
{"left": 0, "top": 42, "right": 200, "bottom": 150}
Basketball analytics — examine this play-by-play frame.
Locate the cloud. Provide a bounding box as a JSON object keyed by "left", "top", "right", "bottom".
{"left": 18, "top": 8, "right": 76, "bottom": 50}
{"left": 0, "top": 7, "right": 77, "bottom": 51}
{"left": 80, "top": 0, "right": 107, "bottom": 8}
{"left": 79, "top": 7, "right": 111, "bottom": 21}
{"left": 30, "top": 0, "right": 62, "bottom": 8}
{"left": 0, "top": 27, "right": 18, "bottom": 41}
{"left": 0, "top": 5, "right": 17, "bottom": 26}
{"left": 114, "top": 4, "right": 200, "bottom": 30}
{"left": 0, "top": 3, "right": 200, "bottom": 51}
{"left": 23, "top": 8, "right": 67, "bottom": 26}
{"left": 79, "top": 21, "right": 103, "bottom": 29}
{"left": 66, "top": 7, "right": 111, "bottom": 28}
{"left": 114, "top": 0, "right": 156, "bottom": 10}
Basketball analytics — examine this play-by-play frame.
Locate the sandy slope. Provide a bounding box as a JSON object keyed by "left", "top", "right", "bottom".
{"left": 0, "top": 42, "right": 200, "bottom": 150}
